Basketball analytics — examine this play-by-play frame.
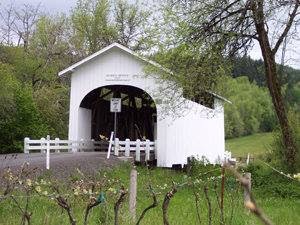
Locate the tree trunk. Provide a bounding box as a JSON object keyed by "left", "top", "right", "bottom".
{"left": 253, "top": 2, "right": 297, "bottom": 171}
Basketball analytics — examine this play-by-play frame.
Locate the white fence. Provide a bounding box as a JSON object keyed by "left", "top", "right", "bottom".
{"left": 224, "top": 150, "right": 237, "bottom": 164}
{"left": 24, "top": 137, "right": 109, "bottom": 153}
{"left": 112, "top": 138, "right": 156, "bottom": 161}
{"left": 24, "top": 137, "right": 156, "bottom": 169}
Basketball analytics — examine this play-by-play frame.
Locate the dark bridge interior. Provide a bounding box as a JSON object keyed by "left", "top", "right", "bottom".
{"left": 80, "top": 85, "right": 157, "bottom": 141}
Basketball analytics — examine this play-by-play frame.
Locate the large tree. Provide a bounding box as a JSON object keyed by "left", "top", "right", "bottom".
{"left": 168, "top": 0, "right": 299, "bottom": 171}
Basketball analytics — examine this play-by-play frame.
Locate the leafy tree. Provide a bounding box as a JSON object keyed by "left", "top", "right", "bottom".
{"left": 231, "top": 56, "right": 266, "bottom": 86}
{"left": 30, "top": 15, "right": 72, "bottom": 70}
{"left": 224, "top": 76, "right": 275, "bottom": 138}
{"left": 0, "top": 63, "right": 48, "bottom": 153}
{"left": 166, "top": 0, "right": 300, "bottom": 171}
{"left": 151, "top": 44, "right": 229, "bottom": 108}
{"left": 271, "top": 110, "right": 300, "bottom": 172}
{"left": 71, "top": 0, "right": 115, "bottom": 55}
{"left": 33, "top": 85, "right": 69, "bottom": 139}
{"left": 0, "top": 63, "right": 17, "bottom": 126}
{"left": 113, "top": 0, "right": 153, "bottom": 51}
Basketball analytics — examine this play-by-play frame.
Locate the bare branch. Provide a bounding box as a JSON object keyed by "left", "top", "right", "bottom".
{"left": 203, "top": 186, "right": 212, "bottom": 225}
{"left": 225, "top": 164, "right": 274, "bottom": 225}
{"left": 136, "top": 185, "right": 158, "bottom": 225}
{"left": 162, "top": 182, "right": 177, "bottom": 225}
{"left": 272, "top": 0, "right": 300, "bottom": 54}
{"left": 114, "top": 186, "right": 127, "bottom": 225}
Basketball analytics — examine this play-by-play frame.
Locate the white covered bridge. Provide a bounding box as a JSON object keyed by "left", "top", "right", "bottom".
{"left": 25, "top": 43, "right": 230, "bottom": 167}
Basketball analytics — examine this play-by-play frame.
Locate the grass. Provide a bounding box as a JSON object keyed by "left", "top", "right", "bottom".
{"left": 226, "top": 132, "right": 274, "bottom": 158}
{"left": 1, "top": 162, "right": 300, "bottom": 225}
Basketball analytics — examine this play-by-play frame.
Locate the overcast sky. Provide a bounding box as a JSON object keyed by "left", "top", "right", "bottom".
{"left": 2, "top": 0, "right": 300, "bottom": 69}
{"left": 3, "top": 0, "right": 77, "bottom": 13}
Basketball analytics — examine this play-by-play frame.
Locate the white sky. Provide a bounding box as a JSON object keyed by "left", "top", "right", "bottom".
{"left": 2, "top": 0, "right": 300, "bottom": 69}
{"left": 1, "top": 0, "right": 77, "bottom": 13}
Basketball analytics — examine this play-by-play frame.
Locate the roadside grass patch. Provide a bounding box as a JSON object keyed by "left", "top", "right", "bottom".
{"left": 226, "top": 132, "right": 273, "bottom": 158}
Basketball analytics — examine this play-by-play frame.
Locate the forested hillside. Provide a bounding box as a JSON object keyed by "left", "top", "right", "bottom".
{"left": 224, "top": 57, "right": 300, "bottom": 138}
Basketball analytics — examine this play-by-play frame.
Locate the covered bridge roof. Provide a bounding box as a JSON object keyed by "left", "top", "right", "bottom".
{"left": 58, "top": 42, "right": 231, "bottom": 104}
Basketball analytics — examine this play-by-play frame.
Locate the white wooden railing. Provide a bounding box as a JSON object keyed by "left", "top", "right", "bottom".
{"left": 111, "top": 138, "right": 156, "bottom": 161}
{"left": 24, "top": 137, "right": 109, "bottom": 153}
{"left": 224, "top": 150, "right": 236, "bottom": 164}
{"left": 24, "top": 136, "right": 157, "bottom": 169}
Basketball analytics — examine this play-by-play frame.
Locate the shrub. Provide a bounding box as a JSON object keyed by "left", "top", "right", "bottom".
{"left": 0, "top": 86, "right": 48, "bottom": 153}
{"left": 246, "top": 162, "right": 300, "bottom": 198}
{"left": 268, "top": 109, "right": 300, "bottom": 172}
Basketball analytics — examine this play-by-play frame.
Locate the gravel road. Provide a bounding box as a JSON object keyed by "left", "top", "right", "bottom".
{"left": 0, "top": 152, "right": 125, "bottom": 181}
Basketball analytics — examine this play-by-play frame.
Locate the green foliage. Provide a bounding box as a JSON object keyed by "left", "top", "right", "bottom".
{"left": 224, "top": 76, "right": 276, "bottom": 138}
{"left": 0, "top": 0, "right": 155, "bottom": 153}
{"left": 113, "top": 0, "right": 153, "bottom": 51}
{"left": 187, "top": 157, "right": 221, "bottom": 179}
{"left": 0, "top": 63, "right": 18, "bottom": 121}
{"left": 232, "top": 56, "right": 300, "bottom": 88}
{"left": 268, "top": 110, "right": 300, "bottom": 172}
{"left": 246, "top": 162, "right": 300, "bottom": 198}
{"left": 0, "top": 83, "right": 48, "bottom": 153}
{"left": 231, "top": 56, "right": 266, "bottom": 86}
{"left": 33, "top": 85, "right": 69, "bottom": 139}
{"left": 71, "top": 0, "right": 115, "bottom": 54}
{"left": 71, "top": 0, "right": 153, "bottom": 55}
{"left": 285, "top": 82, "right": 300, "bottom": 112}
{"left": 149, "top": 43, "right": 229, "bottom": 108}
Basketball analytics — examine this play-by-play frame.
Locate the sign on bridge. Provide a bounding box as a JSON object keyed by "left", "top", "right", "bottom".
{"left": 110, "top": 98, "right": 121, "bottom": 112}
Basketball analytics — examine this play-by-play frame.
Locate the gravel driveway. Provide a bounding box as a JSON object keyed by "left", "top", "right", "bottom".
{"left": 0, "top": 152, "right": 125, "bottom": 182}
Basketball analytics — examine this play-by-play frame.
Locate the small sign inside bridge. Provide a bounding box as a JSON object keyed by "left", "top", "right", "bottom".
{"left": 110, "top": 98, "right": 121, "bottom": 112}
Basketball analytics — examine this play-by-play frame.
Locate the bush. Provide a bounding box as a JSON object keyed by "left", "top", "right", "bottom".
{"left": 246, "top": 162, "right": 300, "bottom": 198}
{"left": 187, "top": 156, "right": 221, "bottom": 179}
{"left": 224, "top": 76, "right": 276, "bottom": 138}
{"left": 0, "top": 86, "right": 48, "bottom": 153}
{"left": 268, "top": 110, "right": 300, "bottom": 172}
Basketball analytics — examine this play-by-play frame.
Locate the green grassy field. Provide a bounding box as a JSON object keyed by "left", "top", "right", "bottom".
{"left": 0, "top": 162, "right": 299, "bottom": 225}
{"left": 226, "top": 132, "right": 274, "bottom": 158}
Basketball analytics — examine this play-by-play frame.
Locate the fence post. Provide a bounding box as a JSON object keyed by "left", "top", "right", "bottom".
{"left": 55, "top": 138, "right": 60, "bottom": 153}
{"left": 125, "top": 139, "right": 130, "bottom": 157}
{"left": 243, "top": 173, "right": 251, "bottom": 203}
{"left": 107, "top": 132, "right": 114, "bottom": 159}
{"left": 24, "top": 137, "right": 30, "bottom": 154}
{"left": 41, "top": 137, "right": 46, "bottom": 153}
{"left": 91, "top": 139, "right": 95, "bottom": 151}
{"left": 69, "top": 140, "right": 73, "bottom": 153}
{"left": 246, "top": 153, "right": 250, "bottom": 165}
{"left": 154, "top": 140, "right": 157, "bottom": 159}
{"left": 129, "top": 167, "right": 137, "bottom": 221}
{"left": 145, "top": 139, "right": 150, "bottom": 161}
{"left": 46, "top": 135, "right": 50, "bottom": 170}
{"left": 135, "top": 139, "right": 141, "bottom": 162}
{"left": 80, "top": 138, "right": 84, "bottom": 152}
{"left": 114, "top": 138, "right": 120, "bottom": 156}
